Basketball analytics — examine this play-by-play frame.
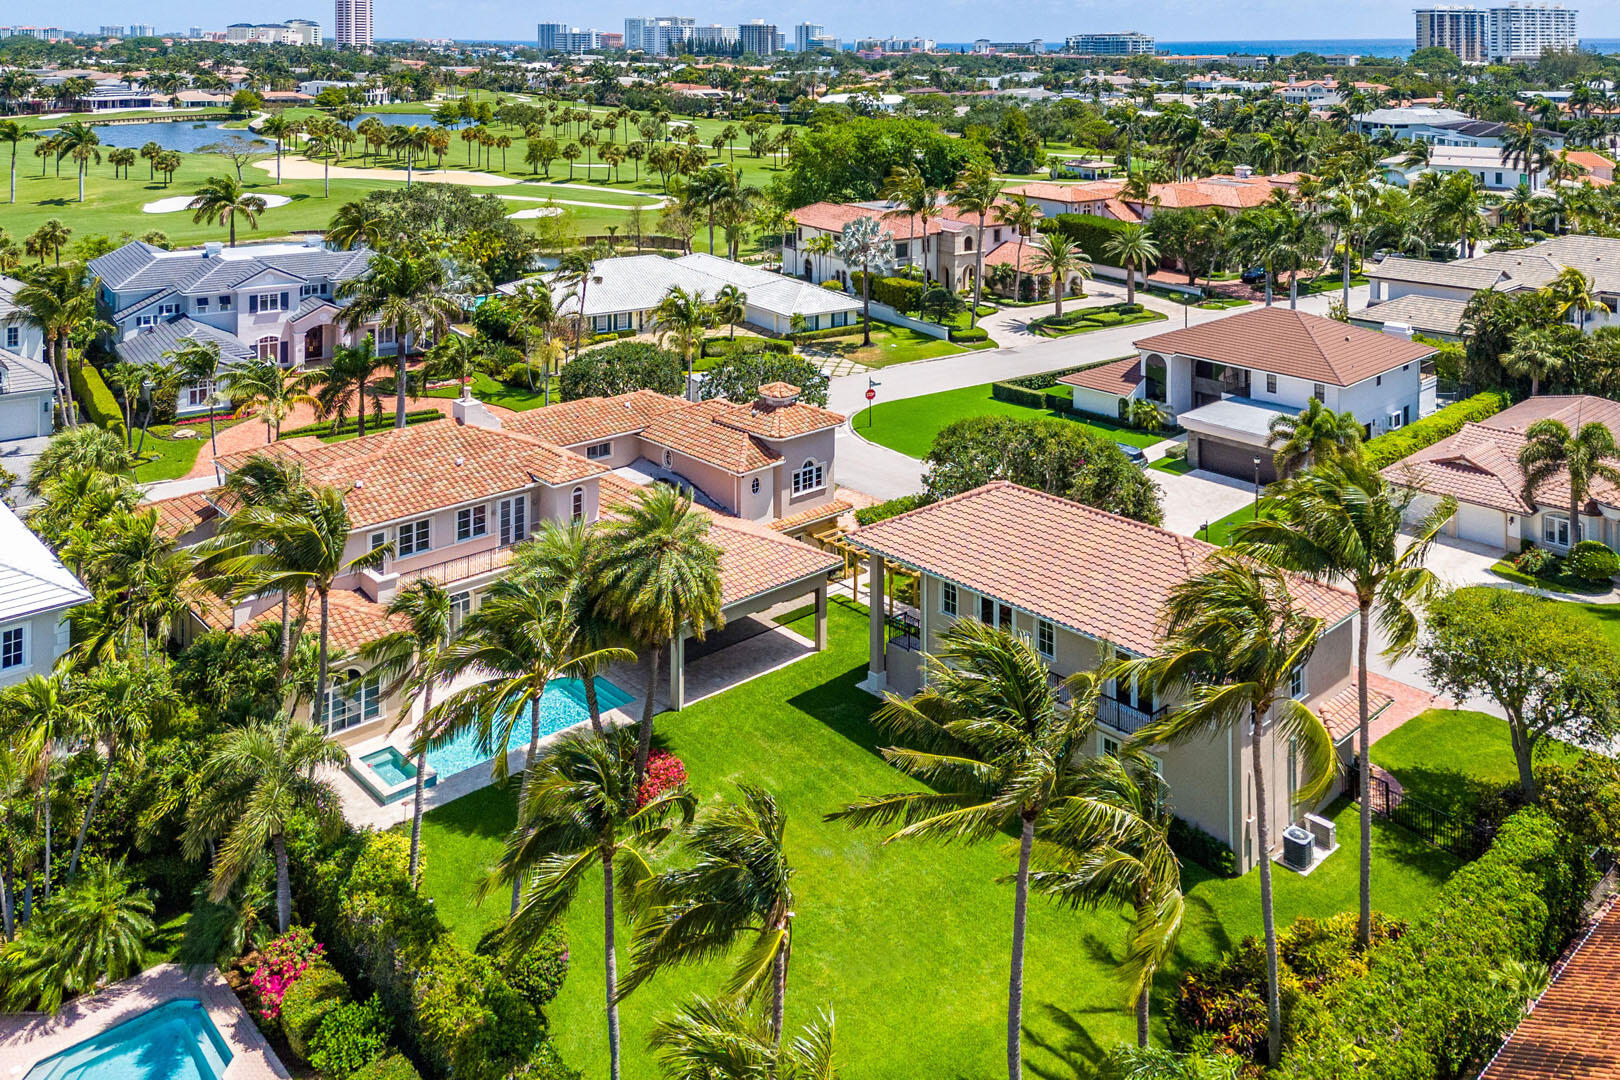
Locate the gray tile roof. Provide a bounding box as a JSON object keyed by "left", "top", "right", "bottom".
{"left": 0, "top": 504, "right": 91, "bottom": 622}
{"left": 1351, "top": 295, "right": 1470, "bottom": 337}
{"left": 1367, "top": 256, "right": 1505, "bottom": 291}
{"left": 521, "top": 253, "right": 860, "bottom": 320}
{"left": 89, "top": 240, "right": 373, "bottom": 299}
{"left": 0, "top": 276, "right": 21, "bottom": 318}
{"left": 0, "top": 348, "right": 57, "bottom": 396}
{"left": 113, "top": 318, "right": 254, "bottom": 368}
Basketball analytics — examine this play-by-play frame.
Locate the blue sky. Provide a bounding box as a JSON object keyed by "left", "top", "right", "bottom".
{"left": 16, "top": 0, "right": 1604, "bottom": 44}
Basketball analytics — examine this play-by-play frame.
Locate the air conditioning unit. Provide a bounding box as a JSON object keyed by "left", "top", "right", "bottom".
{"left": 1386, "top": 412, "right": 1404, "bottom": 431}
{"left": 1282, "top": 825, "right": 1315, "bottom": 871}
{"left": 1304, "top": 812, "right": 1337, "bottom": 852}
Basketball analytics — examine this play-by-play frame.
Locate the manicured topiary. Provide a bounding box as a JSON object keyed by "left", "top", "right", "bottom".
{"left": 309, "top": 995, "right": 391, "bottom": 1080}
{"left": 1565, "top": 539, "right": 1619, "bottom": 584}
{"left": 279, "top": 958, "right": 350, "bottom": 1062}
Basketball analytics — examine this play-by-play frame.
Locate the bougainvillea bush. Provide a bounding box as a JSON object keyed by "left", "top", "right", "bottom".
{"left": 636, "top": 750, "right": 688, "bottom": 808}
{"left": 250, "top": 925, "right": 325, "bottom": 1020}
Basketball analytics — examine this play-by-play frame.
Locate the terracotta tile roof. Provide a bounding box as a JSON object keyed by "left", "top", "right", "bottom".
{"left": 715, "top": 398, "right": 846, "bottom": 440}
{"left": 846, "top": 482, "right": 1357, "bottom": 656}
{"left": 1137, "top": 173, "right": 1301, "bottom": 211}
{"left": 982, "top": 242, "right": 1047, "bottom": 272}
{"left": 1482, "top": 898, "right": 1620, "bottom": 1080}
{"left": 501, "top": 390, "right": 688, "bottom": 447}
{"left": 770, "top": 499, "right": 851, "bottom": 532}
{"left": 213, "top": 423, "right": 607, "bottom": 529}
{"left": 186, "top": 579, "right": 409, "bottom": 655}
{"left": 1059, "top": 356, "right": 1144, "bottom": 395}
{"left": 640, "top": 399, "right": 780, "bottom": 474}
{"left": 1134, "top": 307, "right": 1436, "bottom": 387}
{"left": 145, "top": 489, "right": 223, "bottom": 541}
{"left": 792, "top": 202, "right": 948, "bottom": 237}
{"left": 1001, "top": 179, "right": 1125, "bottom": 204}
{"left": 1315, "top": 678, "right": 1396, "bottom": 741}
{"left": 1564, "top": 150, "right": 1614, "bottom": 173}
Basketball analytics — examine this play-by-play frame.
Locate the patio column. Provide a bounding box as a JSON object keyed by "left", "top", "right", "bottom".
{"left": 814, "top": 583, "right": 827, "bottom": 651}
{"left": 866, "top": 555, "right": 886, "bottom": 688}
{"left": 668, "top": 631, "right": 687, "bottom": 711}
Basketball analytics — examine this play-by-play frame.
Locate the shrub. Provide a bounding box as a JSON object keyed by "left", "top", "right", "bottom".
{"left": 1047, "top": 213, "right": 1134, "bottom": 264}
{"left": 819, "top": 279, "right": 846, "bottom": 292}
{"left": 950, "top": 326, "right": 990, "bottom": 343}
{"left": 352, "top": 1054, "right": 424, "bottom": 1080}
{"left": 414, "top": 944, "right": 544, "bottom": 1080}
{"left": 700, "top": 337, "right": 793, "bottom": 359}
{"left": 854, "top": 493, "right": 934, "bottom": 525}
{"left": 279, "top": 958, "right": 350, "bottom": 1062}
{"left": 558, "top": 341, "right": 684, "bottom": 401}
{"left": 1363, "top": 390, "right": 1514, "bottom": 468}
{"left": 510, "top": 1043, "right": 585, "bottom": 1080}
{"left": 478, "top": 926, "right": 571, "bottom": 1011}
{"left": 698, "top": 354, "right": 830, "bottom": 407}
{"left": 851, "top": 274, "right": 926, "bottom": 313}
{"left": 471, "top": 297, "right": 525, "bottom": 346}
{"left": 1001, "top": 360, "right": 1124, "bottom": 391}
{"left": 1513, "top": 546, "right": 1556, "bottom": 575}
{"left": 279, "top": 410, "right": 443, "bottom": 440}
{"left": 73, "top": 363, "right": 127, "bottom": 443}
{"left": 1167, "top": 816, "right": 1237, "bottom": 877}
{"left": 1280, "top": 809, "right": 1597, "bottom": 1080}
{"left": 1565, "top": 539, "right": 1619, "bottom": 583}
{"left": 250, "top": 926, "right": 325, "bottom": 1022}
{"left": 497, "top": 361, "right": 550, "bottom": 389}
{"left": 637, "top": 750, "right": 687, "bottom": 808}
{"left": 310, "top": 995, "right": 391, "bottom": 1080}
{"left": 989, "top": 381, "right": 1050, "bottom": 409}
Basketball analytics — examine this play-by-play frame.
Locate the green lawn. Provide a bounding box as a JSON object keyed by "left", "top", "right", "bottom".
{"left": 1029, "top": 308, "right": 1168, "bottom": 338}
{"left": 416, "top": 602, "right": 1452, "bottom": 1080}
{"left": 129, "top": 430, "right": 206, "bottom": 483}
{"left": 1196, "top": 498, "right": 1271, "bottom": 546}
{"left": 424, "top": 372, "right": 555, "bottom": 412}
{"left": 857, "top": 382, "right": 1164, "bottom": 459}
{"left": 1370, "top": 708, "right": 1582, "bottom": 817}
{"left": 802, "top": 323, "right": 975, "bottom": 369}
{"left": 1150, "top": 456, "right": 1194, "bottom": 475}
{"left": 1488, "top": 558, "right": 1610, "bottom": 596}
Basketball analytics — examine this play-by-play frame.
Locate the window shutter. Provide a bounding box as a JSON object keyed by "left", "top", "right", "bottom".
{"left": 281, "top": 291, "right": 290, "bottom": 309}
{"left": 248, "top": 294, "right": 258, "bottom": 314}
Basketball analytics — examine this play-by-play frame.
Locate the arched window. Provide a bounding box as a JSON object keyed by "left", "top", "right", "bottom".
{"left": 791, "top": 458, "right": 824, "bottom": 496}
{"left": 256, "top": 335, "right": 279, "bottom": 360}
{"left": 1144, "top": 354, "right": 1168, "bottom": 404}
{"left": 571, "top": 486, "right": 585, "bottom": 522}
{"left": 663, "top": 449, "right": 673, "bottom": 468}
{"left": 962, "top": 235, "right": 973, "bottom": 252}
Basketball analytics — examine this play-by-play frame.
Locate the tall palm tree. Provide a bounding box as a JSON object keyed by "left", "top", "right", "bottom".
{"left": 833, "top": 217, "right": 895, "bottom": 347}
{"left": 1104, "top": 224, "right": 1160, "bottom": 308}
{"left": 1501, "top": 120, "right": 1551, "bottom": 191}
{"left": 625, "top": 785, "right": 798, "bottom": 1041}
{"left": 1030, "top": 232, "right": 1092, "bottom": 316}
{"left": 830, "top": 619, "right": 1102, "bottom": 1080}
{"left": 184, "top": 716, "right": 345, "bottom": 932}
{"left": 554, "top": 245, "right": 607, "bottom": 361}
{"left": 52, "top": 121, "right": 100, "bottom": 204}
{"left": 1233, "top": 208, "right": 1292, "bottom": 307}
{"left": 258, "top": 115, "right": 298, "bottom": 185}
{"left": 1546, "top": 265, "right": 1610, "bottom": 330}
{"left": 219, "top": 353, "right": 302, "bottom": 443}
{"left": 1028, "top": 747, "right": 1183, "bottom": 1047}
{"left": 1266, "top": 399, "right": 1364, "bottom": 478}
{"left": 711, "top": 283, "right": 747, "bottom": 340}
{"left": 995, "top": 194, "right": 1042, "bottom": 303}
{"left": 336, "top": 247, "right": 460, "bottom": 427}
{"left": 648, "top": 997, "right": 839, "bottom": 1080}
{"left": 651, "top": 285, "right": 711, "bottom": 396}
{"left": 13, "top": 263, "right": 97, "bottom": 425}
{"left": 186, "top": 175, "right": 268, "bottom": 248}
{"left": 2, "top": 673, "right": 80, "bottom": 902}
{"left": 881, "top": 164, "right": 935, "bottom": 277}
{"left": 1235, "top": 459, "right": 1454, "bottom": 947}
{"left": 594, "top": 485, "right": 724, "bottom": 785}
{"left": 486, "top": 730, "right": 695, "bottom": 1080}
{"left": 505, "top": 279, "right": 558, "bottom": 402}
{"left": 162, "top": 335, "right": 227, "bottom": 454}
{"left": 1519, "top": 417, "right": 1620, "bottom": 541}
{"left": 1125, "top": 554, "right": 1338, "bottom": 1066}
{"left": 357, "top": 580, "right": 453, "bottom": 886}
{"left": 303, "top": 338, "right": 388, "bottom": 438}
{"left": 0, "top": 120, "right": 35, "bottom": 205}
{"left": 947, "top": 163, "right": 1003, "bottom": 327}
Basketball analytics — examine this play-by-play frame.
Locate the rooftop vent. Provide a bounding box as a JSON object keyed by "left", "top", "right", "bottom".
{"left": 757, "top": 381, "right": 801, "bottom": 407}
{"left": 203, "top": 241, "right": 223, "bottom": 259}
{"left": 1233, "top": 163, "right": 1255, "bottom": 179}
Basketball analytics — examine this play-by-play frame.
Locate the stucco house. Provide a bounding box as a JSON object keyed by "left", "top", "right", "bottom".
{"left": 846, "top": 481, "right": 1374, "bottom": 874}
{"left": 0, "top": 503, "right": 91, "bottom": 687}
{"left": 0, "top": 277, "right": 56, "bottom": 442}
{"left": 1384, "top": 395, "right": 1620, "bottom": 554}
{"left": 1061, "top": 307, "right": 1436, "bottom": 483}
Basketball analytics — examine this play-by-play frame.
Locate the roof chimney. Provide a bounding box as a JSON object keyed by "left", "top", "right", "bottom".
{"left": 757, "top": 381, "right": 801, "bottom": 407}
{"left": 1381, "top": 321, "right": 1414, "bottom": 341}
{"left": 1233, "top": 164, "right": 1254, "bottom": 180}
{"left": 203, "top": 241, "right": 223, "bottom": 259}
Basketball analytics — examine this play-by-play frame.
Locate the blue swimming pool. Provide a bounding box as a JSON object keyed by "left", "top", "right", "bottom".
{"left": 425, "top": 676, "right": 635, "bottom": 778}
{"left": 23, "top": 998, "right": 232, "bottom": 1080}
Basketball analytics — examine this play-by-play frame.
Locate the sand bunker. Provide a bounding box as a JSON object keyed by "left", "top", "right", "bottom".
{"left": 506, "top": 207, "right": 566, "bottom": 219}
{"left": 144, "top": 193, "right": 291, "bottom": 214}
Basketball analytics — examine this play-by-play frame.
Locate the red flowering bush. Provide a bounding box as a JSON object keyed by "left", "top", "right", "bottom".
{"left": 250, "top": 926, "right": 325, "bottom": 1021}
{"left": 636, "top": 750, "right": 687, "bottom": 808}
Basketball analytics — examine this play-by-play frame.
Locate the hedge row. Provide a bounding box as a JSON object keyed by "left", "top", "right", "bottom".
{"left": 1363, "top": 390, "right": 1514, "bottom": 469}
{"left": 791, "top": 322, "right": 870, "bottom": 343}
{"left": 279, "top": 410, "right": 444, "bottom": 441}
{"left": 853, "top": 493, "right": 935, "bottom": 526}
{"left": 1280, "top": 808, "right": 1596, "bottom": 1079}
{"left": 950, "top": 326, "right": 990, "bottom": 343}
{"left": 850, "top": 273, "right": 927, "bottom": 313}
{"left": 1168, "top": 816, "right": 1238, "bottom": 877}
{"left": 73, "top": 363, "right": 127, "bottom": 443}
{"left": 990, "top": 382, "right": 1051, "bottom": 408}
{"left": 1047, "top": 213, "right": 1135, "bottom": 265}
{"left": 1000, "top": 358, "right": 1129, "bottom": 392}
{"left": 699, "top": 336, "right": 793, "bottom": 358}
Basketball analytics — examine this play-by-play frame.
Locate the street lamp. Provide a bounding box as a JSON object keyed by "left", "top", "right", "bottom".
{"left": 1252, "top": 456, "right": 1262, "bottom": 519}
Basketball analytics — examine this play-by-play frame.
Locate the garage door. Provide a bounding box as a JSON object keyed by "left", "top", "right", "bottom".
{"left": 1193, "top": 436, "right": 1277, "bottom": 484}
{"left": 0, "top": 396, "right": 38, "bottom": 440}
{"left": 1452, "top": 502, "right": 1507, "bottom": 550}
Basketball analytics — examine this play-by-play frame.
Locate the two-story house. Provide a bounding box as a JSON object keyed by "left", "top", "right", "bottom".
{"left": 0, "top": 503, "right": 91, "bottom": 686}
{"left": 0, "top": 276, "right": 57, "bottom": 442}
{"left": 87, "top": 239, "right": 377, "bottom": 417}
{"left": 1063, "top": 307, "right": 1436, "bottom": 483}
{"left": 847, "top": 481, "right": 1375, "bottom": 873}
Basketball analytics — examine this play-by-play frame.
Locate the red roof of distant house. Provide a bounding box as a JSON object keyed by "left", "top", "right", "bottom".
{"left": 1059, "top": 356, "right": 1144, "bottom": 395}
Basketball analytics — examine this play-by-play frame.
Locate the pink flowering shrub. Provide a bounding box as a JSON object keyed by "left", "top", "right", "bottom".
{"left": 250, "top": 926, "right": 325, "bottom": 1020}
{"left": 636, "top": 750, "right": 687, "bottom": 808}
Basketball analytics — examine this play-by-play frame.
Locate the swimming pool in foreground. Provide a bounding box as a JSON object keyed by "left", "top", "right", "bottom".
{"left": 23, "top": 998, "right": 232, "bottom": 1080}
{"left": 423, "top": 676, "right": 634, "bottom": 778}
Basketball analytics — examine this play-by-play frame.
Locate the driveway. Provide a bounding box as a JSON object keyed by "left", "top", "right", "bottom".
{"left": 1155, "top": 468, "right": 1258, "bottom": 537}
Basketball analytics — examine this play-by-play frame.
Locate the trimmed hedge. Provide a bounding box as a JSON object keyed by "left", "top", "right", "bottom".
{"left": 1047, "top": 213, "right": 1135, "bottom": 264}
{"left": 353, "top": 1055, "right": 424, "bottom": 1080}
{"left": 699, "top": 336, "right": 793, "bottom": 359}
{"left": 1363, "top": 390, "right": 1514, "bottom": 469}
{"left": 1280, "top": 808, "right": 1597, "bottom": 1079}
{"left": 950, "top": 326, "right": 991, "bottom": 343}
{"left": 791, "top": 322, "right": 872, "bottom": 343}
{"left": 1168, "top": 816, "right": 1238, "bottom": 877}
{"left": 73, "top": 363, "right": 127, "bottom": 443}
{"left": 1001, "top": 359, "right": 1126, "bottom": 392}
{"left": 990, "top": 382, "right": 1051, "bottom": 408}
{"left": 851, "top": 273, "right": 927, "bottom": 313}
{"left": 279, "top": 410, "right": 444, "bottom": 441}
{"left": 280, "top": 959, "right": 351, "bottom": 1063}
{"left": 853, "top": 493, "right": 934, "bottom": 526}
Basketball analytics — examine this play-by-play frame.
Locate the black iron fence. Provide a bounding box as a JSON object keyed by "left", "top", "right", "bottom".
{"left": 1349, "top": 761, "right": 1494, "bottom": 861}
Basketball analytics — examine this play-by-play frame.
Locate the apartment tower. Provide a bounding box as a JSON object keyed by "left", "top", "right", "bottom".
{"left": 335, "top": 0, "right": 373, "bottom": 48}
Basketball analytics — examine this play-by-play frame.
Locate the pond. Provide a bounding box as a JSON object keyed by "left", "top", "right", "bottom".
{"left": 39, "top": 120, "right": 267, "bottom": 153}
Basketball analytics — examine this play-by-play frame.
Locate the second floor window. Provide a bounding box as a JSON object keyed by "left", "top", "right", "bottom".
{"left": 1037, "top": 619, "right": 1055, "bottom": 659}
{"left": 1290, "top": 664, "right": 1306, "bottom": 699}
{"left": 792, "top": 459, "right": 824, "bottom": 496}
{"left": 397, "top": 519, "right": 430, "bottom": 557}
{"left": 1312, "top": 383, "right": 1325, "bottom": 402}
{"left": 195, "top": 296, "right": 209, "bottom": 313}
{"left": 571, "top": 487, "right": 585, "bottom": 522}
{"left": 1265, "top": 373, "right": 1277, "bottom": 394}
{"left": 218, "top": 295, "right": 232, "bottom": 311}
{"left": 456, "top": 505, "right": 487, "bottom": 542}
{"left": 586, "top": 441, "right": 612, "bottom": 459}
{"left": 3, "top": 327, "right": 16, "bottom": 349}
{"left": 249, "top": 292, "right": 288, "bottom": 314}
{"left": 499, "top": 496, "right": 527, "bottom": 545}
{"left": 941, "top": 581, "right": 957, "bottom": 617}
{"left": 0, "top": 626, "right": 24, "bottom": 670}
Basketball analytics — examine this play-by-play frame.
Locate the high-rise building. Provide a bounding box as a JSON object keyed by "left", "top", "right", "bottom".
{"left": 1063, "top": 31, "right": 1154, "bottom": 55}
{"left": 738, "top": 19, "right": 781, "bottom": 55}
{"left": 556, "top": 27, "right": 604, "bottom": 52}
{"left": 334, "top": 0, "right": 372, "bottom": 48}
{"left": 1487, "top": 3, "right": 1578, "bottom": 60}
{"left": 624, "top": 15, "right": 695, "bottom": 54}
{"left": 794, "top": 22, "right": 836, "bottom": 51}
{"left": 537, "top": 22, "right": 566, "bottom": 51}
{"left": 285, "top": 18, "right": 321, "bottom": 44}
{"left": 852, "top": 36, "right": 933, "bottom": 53}
{"left": 623, "top": 16, "right": 650, "bottom": 51}
{"left": 187, "top": 25, "right": 204, "bottom": 37}
{"left": 99, "top": 25, "right": 126, "bottom": 37}
{"left": 690, "top": 24, "right": 739, "bottom": 49}
{"left": 225, "top": 20, "right": 320, "bottom": 44}
{"left": 127, "top": 24, "right": 156, "bottom": 36}
{"left": 1415, "top": 6, "right": 1492, "bottom": 61}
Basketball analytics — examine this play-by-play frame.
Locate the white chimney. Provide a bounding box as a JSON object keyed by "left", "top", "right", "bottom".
{"left": 1233, "top": 164, "right": 1254, "bottom": 180}
{"left": 1381, "top": 322, "right": 1414, "bottom": 341}
{"left": 203, "top": 241, "right": 223, "bottom": 259}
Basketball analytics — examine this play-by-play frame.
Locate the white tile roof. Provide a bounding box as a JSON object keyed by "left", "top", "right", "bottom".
{"left": 0, "top": 504, "right": 91, "bottom": 622}
{"left": 516, "top": 254, "right": 860, "bottom": 321}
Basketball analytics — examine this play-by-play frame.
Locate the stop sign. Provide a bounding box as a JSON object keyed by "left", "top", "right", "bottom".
{"left": 865, "top": 388, "right": 876, "bottom": 401}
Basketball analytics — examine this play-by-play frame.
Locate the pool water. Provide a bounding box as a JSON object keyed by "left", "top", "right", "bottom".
{"left": 23, "top": 998, "right": 232, "bottom": 1080}
{"left": 426, "top": 676, "right": 634, "bottom": 778}
{"left": 362, "top": 746, "right": 416, "bottom": 786}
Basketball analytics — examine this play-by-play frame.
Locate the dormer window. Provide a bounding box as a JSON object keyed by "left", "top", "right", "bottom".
{"left": 792, "top": 459, "right": 824, "bottom": 496}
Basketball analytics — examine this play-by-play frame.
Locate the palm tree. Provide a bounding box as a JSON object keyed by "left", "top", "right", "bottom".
{"left": 594, "top": 486, "right": 724, "bottom": 784}
{"left": 1519, "top": 418, "right": 1620, "bottom": 542}
{"left": 711, "top": 283, "right": 747, "bottom": 339}
{"left": 161, "top": 335, "right": 226, "bottom": 455}
{"left": 258, "top": 114, "right": 297, "bottom": 185}
{"left": 833, "top": 217, "right": 895, "bottom": 347}
{"left": 1030, "top": 232, "right": 1092, "bottom": 316}
{"left": 1235, "top": 459, "right": 1454, "bottom": 947}
{"left": 12, "top": 262, "right": 95, "bottom": 421}
{"left": 996, "top": 194, "right": 1043, "bottom": 302}
{"left": 184, "top": 716, "right": 345, "bottom": 932}
{"left": 357, "top": 580, "right": 453, "bottom": 886}
{"left": 648, "top": 997, "right": 839, "bottom": 1080}
{"left": 0, "top": 120, "right": 35, "bottom": 204}
{"left": 1266, "top": 399, "right": 1364, "bottom": 477}
{"left": 336, "top": 247, "right": 460, "bottom": 427}
{"left": 326, "top": 199, "right": 385, "bottom": 251}
{"left": 2, "top": 673, "right": 80, "bottom": 902}
{"left": 1546, "top": 266, "right": 1610, "bottom": 330}
{"left": 0, "top": 860, "right": 154, "bottom": 1014}
{"left": 947, "top": 163, "right": 1003, "bottom": 327}
{"left": 1029, "top": 747, "right": 1183, "bottom": 1047}
{"left": 1233, "top": 208, "right": 1293, "bottom": 307}
{"left": 187, "top": 175, "right": 268, "bottom": 248}
{"left": 426, "top": 331, "right": 485, "bottom": 401}
{"left": 1104, "top": 224, "right": 1160, "bottom": 308}
{"left": 486, "top": 729, "right": 695, "bottom": 1080}
{"left": 1501, "top": 120, "right": 1551, "bottom": 191}
{"left": 52, "top": 121, "right": 100, "bottom": 203}
{"left": 651, "top": 285, "right": 711, "bottom": 394}
{"left": 1125, "top": 554, "right": 1338, "bottom": 1065}
{"left": 625, "top": 785, "right": 798, "bottom": 1041}
{"left": 304, "top": 338, "right": 388, "bottom": 438}
{"left": 505, "top": 279, "right": 560, "bottom": 402}
{"left": 679, "top": 166, "right": 756, "bottom": 255}
{"left": 829, "top": 619, "right": 1102, "bottom": 1080}
{"left": 552, "top": 244, "right": 606, "bottom": 362}
{"left": 209, "top": 452, "right": 306, "bottom": 676}
{"left": 219, "top": 353, "right": 301, "bottom": 443}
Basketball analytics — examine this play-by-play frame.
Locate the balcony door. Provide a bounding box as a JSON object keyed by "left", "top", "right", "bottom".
{"left": 1112, "top": 648, "right": 1153, "bottom": 714}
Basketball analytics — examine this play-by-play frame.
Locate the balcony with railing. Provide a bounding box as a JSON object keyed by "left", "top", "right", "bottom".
{"left": 1096, "top": 694, "right": 1170, "bottom": 736}
{"left": 395, "top": 542, "right": 519, "bottom": 588}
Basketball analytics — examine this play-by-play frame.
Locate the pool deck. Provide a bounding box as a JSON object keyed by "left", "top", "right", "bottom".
{"left": 0, "top": 963, "right": 290, "bottom": 1080}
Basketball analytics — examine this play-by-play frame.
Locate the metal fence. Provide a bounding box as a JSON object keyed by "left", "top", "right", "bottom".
{"left": 1349, "top": 762, "right": 1494, "bottom": 861}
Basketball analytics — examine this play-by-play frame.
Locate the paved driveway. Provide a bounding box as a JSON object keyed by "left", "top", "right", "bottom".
{"left": 1155, "top": 468, "right": 1258, "bottom": 537}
